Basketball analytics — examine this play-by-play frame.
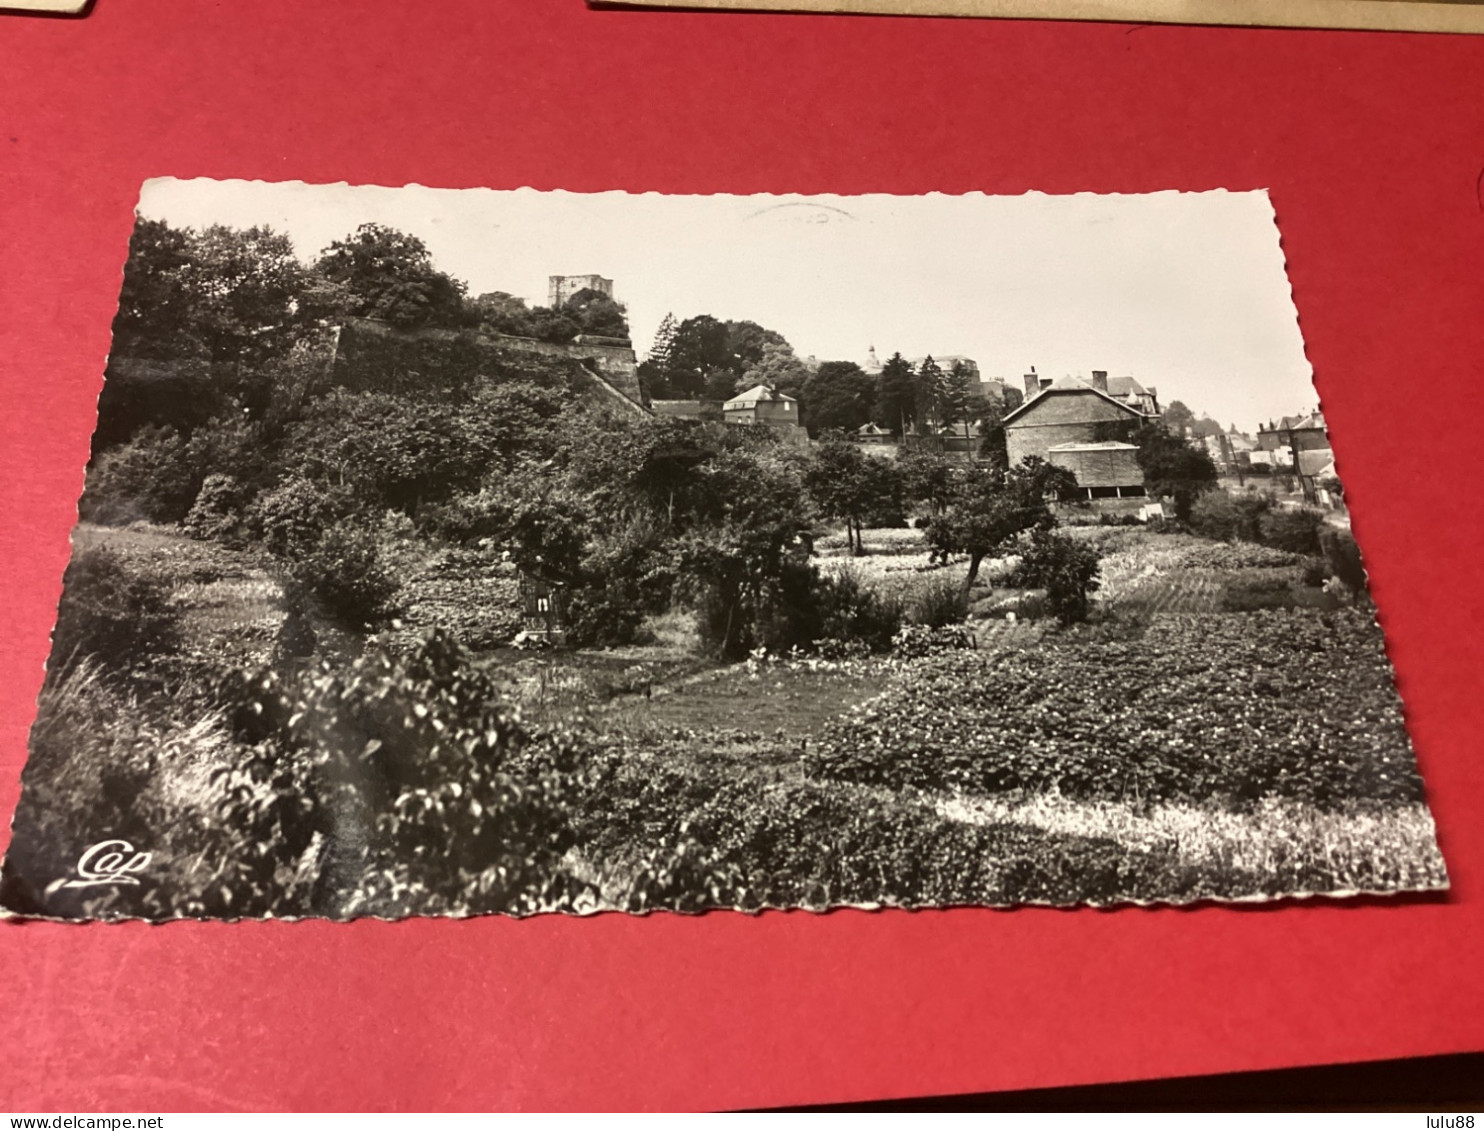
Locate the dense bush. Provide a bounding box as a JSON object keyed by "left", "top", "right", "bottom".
{"left": 287, "top": 521, "right": 400, "bottom": 630}
{"left": 1190, "top": 491, "right": 1271, "bottom": 544}
{"left": 910, "top": 574, "right": 968, "bottom": 628}
{"left": 892, "top": 623, "right": 977, "bottom": 658}
{"left": 80, "top": 425, "right": 201, "bottom": 525}
{"left": 813, "top": 566, "right": 903, "bottom": 653}
{"left": 1258, "top": 507, "right": 1326, "bottom": 556}
{"left": 1320, "top": 526, "right": 1368, "bottom": 594}
{"left": 244, "top": 476, "right": 350, "bottom": 559}
{"left": 565, "top": 522, "right": 677, "bottom": 648}
{"left": 1017, "top": 527, "right": 1102, "bottom": 625}
{"left": 203, "top": 631, "right": 595, "bottom": 919}
{"left": 48, "top": 545, "right": 180, "bottom": 679}
{"left": 182, "top": 473, "right": 248, "bottom": 542}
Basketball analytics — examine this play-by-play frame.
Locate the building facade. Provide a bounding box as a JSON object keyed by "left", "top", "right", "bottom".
{"left": 1003, "top": 372, "right": 1158, "bottom": 498}
{"left": 548, "top": 274, "right": 614, "bottom": 308}
{"left": 723, "top": 384, "right": 808, "bottom": 444}
{"left": 1258, "top": 411, "right": 1328, "bottom": 453}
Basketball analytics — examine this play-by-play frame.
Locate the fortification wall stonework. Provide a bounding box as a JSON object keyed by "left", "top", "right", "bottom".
{"left": 490, "top": 334, "right": 641, "bottom": 401}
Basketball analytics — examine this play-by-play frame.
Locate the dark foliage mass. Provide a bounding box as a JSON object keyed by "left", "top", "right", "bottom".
{"left": 808, "top": 609, "right": 1422, "bottom": 810}
{"left": 1135, "top": 423, "right": 1218, "bottom": 523}
{"left": 48, "top": 545, "right": 181, "bottom": 681}
{"left": 580, "top": 762, "right": 1186, "bottom": 910}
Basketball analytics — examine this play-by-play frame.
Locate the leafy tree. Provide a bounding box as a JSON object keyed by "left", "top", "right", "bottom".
{"left": 724, "top": 320, "right": 790, "bottom": 373}
{"left": 801, "top": 360, "right": 874, "bottom": 436}
{"left": 468, "top": 291, "right": 536, "bottom": 335}
{"left": 110, "top": 218, "right": 209, "bottom": 361}
{"left": 1134, "top": 423, "right": 1218, "bottom": 523}
{"left": 1162, "top": 400, "right": 1196, "bottom": 437}
{"left": 740, "top": 340, "right": 811, "bottom": 399}
{"left": 874, "top": 352, "right": 917, "bottom": 435}
{"left": 896, "top": 449, "right": 957, "bottom": 516}
{"left": 675, "top": 447, "right": 816, "bottom": 658}
{"left": 805, "top": 439, "right": 904, "bottom": 556}
{"left": 666, "top": 314, "right": 734, "bottom": 398}
{"left": 915, "top": 356, "right": 945, "bottom": 431}
{"left": 941, "top": 360, "right": 995, "bottom": 460}
{"left": 109, "top": 218, "right": 299, "bottom": 356}
{"left": 186, "top": 225, "right": 307, "bottom": 365}
{"left": 1190, "top": 414, "right": 1225, "bottom": 439}
{"left": 926, "top": 457, "right": 1078, "bottom": 594}
{"left": 563, "top": 287, "right": 629, "bottom": 340}
{"left": 314, "top": 223, "right": 468, "bottom": 331}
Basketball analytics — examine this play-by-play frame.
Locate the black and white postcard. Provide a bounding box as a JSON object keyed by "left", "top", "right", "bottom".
{"left": 0, "top": 182, "right": 1448, "bottom": 920}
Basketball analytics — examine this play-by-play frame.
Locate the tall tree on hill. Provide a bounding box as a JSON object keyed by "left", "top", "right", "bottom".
{"left": 314, "top": 223, "right": 468, "bottom": 331}
{"left": 874, "top": 353, "right": 917, "bottom": 435}
{"left": 940, "top": 359, "right": 992, "bottom": 459}
{"left": 111, "top": 218, "right": 308, "bottom": 366}
{"left": 915, "top": 356, "right": 945, "bottom": 432}
{"left": 801, "top": 361, "right": 875, "bottom": 436}
{"left": 187, "top": 225, "right": 308, "bottom": 366}
{"left": 648, "top": 313, "right": 677, "bottom": 370}
{"left": 637, "top": 313, "right": 679, "bottom": 400}
{"left": 666, "top": 314, "right": 734, "bottom": 398}
{"left": 740, "top": 340, "right": 812, "bottom": 399}
{"left": 111, "top": 218, "right": 211, "bottom": 361}
{"left": 725, "top": 320, "right": 791, "bottom": 373}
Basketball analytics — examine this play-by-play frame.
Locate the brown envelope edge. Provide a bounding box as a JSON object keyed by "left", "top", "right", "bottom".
{"left": 592, "top": 0, "right": 1484, "bottom": 34}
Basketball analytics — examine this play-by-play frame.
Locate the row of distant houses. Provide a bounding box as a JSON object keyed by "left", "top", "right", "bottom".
{"left": 646, "top": 338, "right": 1340, "bottom": 510}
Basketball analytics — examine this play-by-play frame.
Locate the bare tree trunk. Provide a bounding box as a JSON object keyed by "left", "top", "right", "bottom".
{"left": 963, "top": 551, "right": 984, "bottom": 596}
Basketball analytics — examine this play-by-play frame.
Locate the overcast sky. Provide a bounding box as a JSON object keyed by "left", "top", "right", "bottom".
{"left": 137, "top": 179, "right": 1318, "bottom": 432}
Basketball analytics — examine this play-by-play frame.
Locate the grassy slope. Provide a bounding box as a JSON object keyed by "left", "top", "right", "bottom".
{"left": 15, "top": 522, "right": 1447, "bottom": 913}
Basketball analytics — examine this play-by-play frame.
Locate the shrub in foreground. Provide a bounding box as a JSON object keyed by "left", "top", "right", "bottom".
{"left": 910, "top": 574, "right": 968, "bottom": 628}
{"left": 287, "top": 521, "right": 400, "bottom": 630}
{"left": 49, "top": 545, "right": 180, "bottom": 680}
{"left": 1190, "top": 491, "right": 1271, "bottom": 544}
{"left": 1017, "top": 527, "right": 1101, "bottom": 625}
{"left": 205, "top": 631, "right": 595, "bottom": 919}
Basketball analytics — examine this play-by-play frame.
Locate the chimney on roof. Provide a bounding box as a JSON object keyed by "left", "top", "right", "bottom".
{"left": 1022, "top": 368, "right": 1039, "bottom": 398}
{"left": 1091, "top": 370, "right": 1109, "bottom": 392}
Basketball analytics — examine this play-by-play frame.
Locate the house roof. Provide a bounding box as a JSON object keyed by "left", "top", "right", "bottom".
{"left": 1296, "top": 448, "right": 1337, "bottom": 478}
{"left": 1265, "top": 412, "right": 1327, "bottom": 433}
{"left": 909, "top": 355, "right": 977, "bottom": 370}
{"left": 1105, "top": 376, "right": 1149, "bottom": 398}
{"left": 724, "top": 384, "right": 797, "bottom": 409}
{"left": 857, "top": 421, "right": 892, "bottom": 435}
{"left": 1003, "top": 376, "right": 1153, "bottom": 426}
{"left": 1047, "top": 441, "right": 1140, "bottom": 452}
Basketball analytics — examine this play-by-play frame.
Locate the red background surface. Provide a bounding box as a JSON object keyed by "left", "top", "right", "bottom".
{"left": 2, "top": 0, "right": 1483, "bottom": 1111}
